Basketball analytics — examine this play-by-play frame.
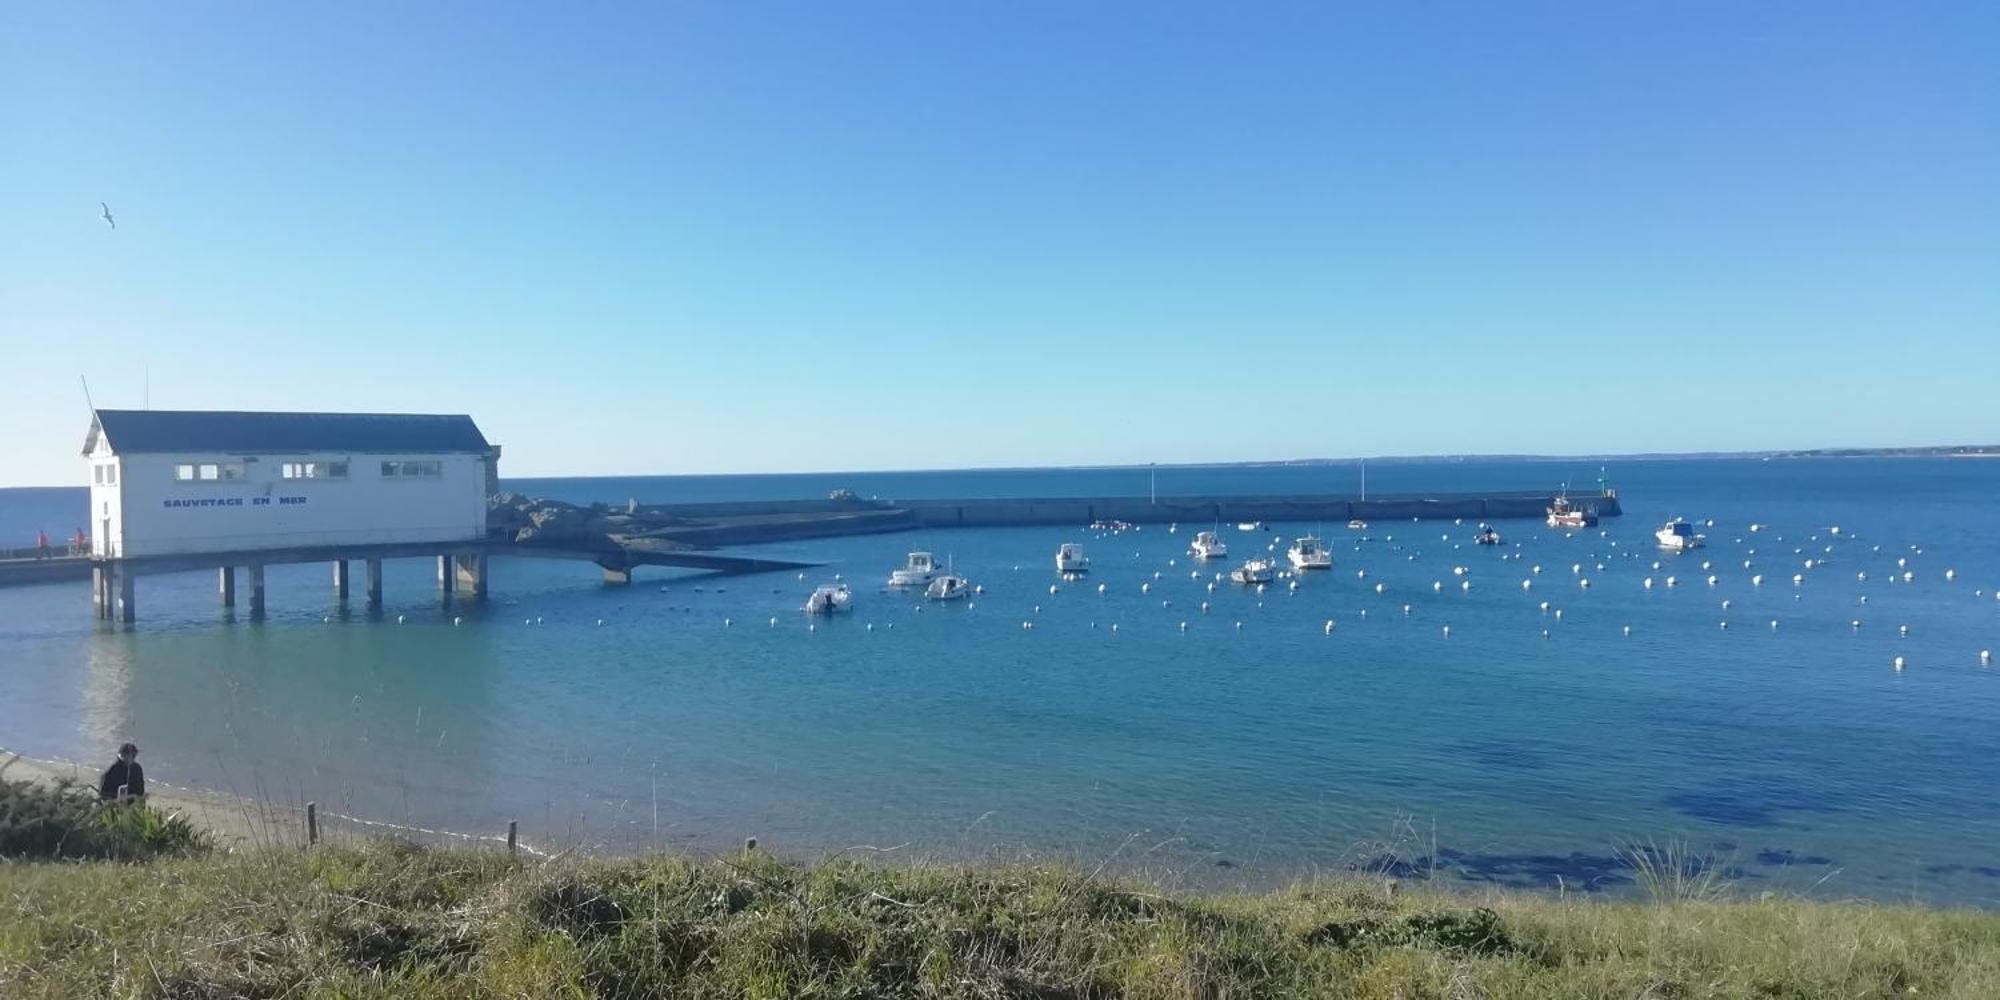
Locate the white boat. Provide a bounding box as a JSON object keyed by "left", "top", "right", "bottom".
{"left": 1189, "top": 530, "right": 1229, "bottom": 560}
{"left": 1236, "top": 521, "right": 1264, "bottom": 532}
{"left": 887, "top": 551, "right": 938, "bottom": 587}
{"left": 1286, "top": 536, "right": 1332, "bottom": 570}
{"left": 924, "top": 574, "right": 971, "bottom": 601}
{"left": 802, "top": 583, "right": 853, "bottom": 614}
{"left": 1656, "top": 518, "right": 1706, "bottom": 551}
{"left": 1055, "top": 542, "right": 1090, "bottom": 575}
{"left": 1347, "top": 519, "right": 1368, "bottom": 530}
{"left": 1546, "top": 495, "right": 1597, "bottom": 529}
{"left": 1474, "top": 526, "right": 1502, "bottom": 546}
{"left": 1231, "top": 558, "right": 1277, "bottom": 584}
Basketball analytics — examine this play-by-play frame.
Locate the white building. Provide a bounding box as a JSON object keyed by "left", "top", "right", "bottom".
{"left": 83, "top": 410, "right": 499, "bottom": 559}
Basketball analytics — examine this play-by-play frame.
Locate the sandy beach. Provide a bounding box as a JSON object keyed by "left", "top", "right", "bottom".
{"left": 2, "top": 748, "right": 309, "bottom": 850}
{"left": 3, "top": 748, "right": 544, "bottom": 856}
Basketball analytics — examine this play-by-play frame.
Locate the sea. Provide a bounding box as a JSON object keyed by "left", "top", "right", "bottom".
{"left": 4, "top": 457, "right": 2000, "bottom": 904}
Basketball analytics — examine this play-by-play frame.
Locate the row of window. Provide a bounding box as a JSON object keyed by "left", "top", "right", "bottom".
{"left": 282, "top": 461, "right": 348, "bottom": 480}
{"left": 381, "top": 460, "right": 444, "bottom": 478}
{"left": 170, "top": 460, "right": 444, "bottom": 483}
{"left": 92, "top": 465, "right": 119, "bottom": 486}
{"left": 173, "top": 462, "right": 245, "bottom": 482}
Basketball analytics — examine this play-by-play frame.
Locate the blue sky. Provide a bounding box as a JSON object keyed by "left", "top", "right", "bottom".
{"left": 3, "top": 2, "right": 1995, "bottom": 485}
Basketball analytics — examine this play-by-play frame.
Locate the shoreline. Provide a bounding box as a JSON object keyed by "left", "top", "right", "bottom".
{"left": 0, "top": 748, "right": 542, "bottom": 856}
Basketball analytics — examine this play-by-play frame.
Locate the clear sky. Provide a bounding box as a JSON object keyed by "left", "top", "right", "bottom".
{"left": 3, "top": 2, "right": 1995, "bottom": 485}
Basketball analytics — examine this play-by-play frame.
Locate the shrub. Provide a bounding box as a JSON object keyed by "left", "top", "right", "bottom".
{"left": 0, "top": 777, "right": 211, "bottom": 861}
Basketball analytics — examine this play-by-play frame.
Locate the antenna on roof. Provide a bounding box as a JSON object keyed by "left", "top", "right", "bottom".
{"left": 80, "top": 375, "right": 97, "bottom": 414}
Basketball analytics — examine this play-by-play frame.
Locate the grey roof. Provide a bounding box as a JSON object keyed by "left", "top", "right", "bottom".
{"left": 87, "top": 410, "right": 492, "bottom": 455}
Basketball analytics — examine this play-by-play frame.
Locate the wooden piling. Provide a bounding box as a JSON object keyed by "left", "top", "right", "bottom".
{"left": 306, "top": 801, "right": 319, "bottom": 845}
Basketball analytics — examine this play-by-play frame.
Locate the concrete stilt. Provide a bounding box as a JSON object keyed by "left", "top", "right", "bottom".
{"left": 219, "top": 566, "right": 236, "bottom": 608}
{"left": 437, "top": 554, "right": 457, "bottom": 594}
{"left": 116, "top": 569, "right": 135, "bottom": 624}
{"left": 454, "top": 552, "right": 488, "bottom": 599}
{"left": 333, "top": 560, "right": 350, "bottom": 602}
{"left": 602, "top": 565, "right": 633, "bottom": 586}
{"left": 365, "top": 558, "right": 383, "bottom": 608}
{"left": 247, "top": 564, "right": 266, "bottom": 618}
{"left": 92, "top": 566, "right": 109, "bottom": 619}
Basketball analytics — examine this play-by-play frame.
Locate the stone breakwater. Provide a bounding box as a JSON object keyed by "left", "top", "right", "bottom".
{"left": 489, "top": 489, "right": 1622, "bottom": 551}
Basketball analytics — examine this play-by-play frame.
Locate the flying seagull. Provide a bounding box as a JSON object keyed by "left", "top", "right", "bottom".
{"left": 100, "top": 202, "right": 115, "bottom": 229}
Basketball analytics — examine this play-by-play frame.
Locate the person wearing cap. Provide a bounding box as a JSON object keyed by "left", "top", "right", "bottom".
{"left": 98, "top": 743, "right": 146, "bottom": 801}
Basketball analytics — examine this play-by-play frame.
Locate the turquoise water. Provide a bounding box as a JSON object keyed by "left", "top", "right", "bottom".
{"left": 4, "top": 458, "right": 2000, "bottom": 902}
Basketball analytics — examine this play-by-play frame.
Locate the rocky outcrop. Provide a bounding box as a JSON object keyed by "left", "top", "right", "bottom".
{"left": 491, "top": 494, "right": 701, "bottom": 550}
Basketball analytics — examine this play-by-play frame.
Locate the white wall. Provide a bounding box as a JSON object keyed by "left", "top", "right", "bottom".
{"left": 109, "top": 451, "right": 488, "bottom": 558}
{"left": 86, "top": 437, "right": 123, "bottom": 557}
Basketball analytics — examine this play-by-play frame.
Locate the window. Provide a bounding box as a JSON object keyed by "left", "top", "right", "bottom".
{"left": 174, "top": 464, "right": 196, "bottom": 481}
{"left": 282, "top": 461, "right": 346, "bottom": 480}
{"left": 198, "top": 463, "right": 220, "bottom": 481}
{"left": 93, "top": 466, "right": 104, "bottom": 485}
{"left": 380, "top": 460, "right": 443, "bottom": 479}
{"left": 106, "top": 465, "right": 117, "bottom": 485}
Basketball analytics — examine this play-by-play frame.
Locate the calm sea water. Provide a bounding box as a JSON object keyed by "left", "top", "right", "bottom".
{"left": 4, "top": 458, "right": 2000, "bottom": 903}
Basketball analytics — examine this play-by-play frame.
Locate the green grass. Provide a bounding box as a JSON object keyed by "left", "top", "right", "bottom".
{"left": 6, "top": 842, "right": 2000, "bottom": 998}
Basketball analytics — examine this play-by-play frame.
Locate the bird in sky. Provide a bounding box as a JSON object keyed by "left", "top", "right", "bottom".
{"left": 100, "top": 202, "right": 115, "bottom": 229}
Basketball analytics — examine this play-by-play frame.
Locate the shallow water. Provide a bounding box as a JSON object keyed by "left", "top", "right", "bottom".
{"left": 4, "top": 458, "right": 1999, "bottom": 902}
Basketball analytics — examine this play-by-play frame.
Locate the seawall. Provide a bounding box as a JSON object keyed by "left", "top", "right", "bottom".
{"left": 625, "top": 489, "right": 1622, "bottom": 547}
{"left": 897, "top": 490, "right": 1620, "bottom": 528}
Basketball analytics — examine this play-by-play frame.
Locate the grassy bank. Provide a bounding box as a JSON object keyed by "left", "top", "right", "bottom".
{"left": 7, "top": 842, "right": 2000, "bottom": 998}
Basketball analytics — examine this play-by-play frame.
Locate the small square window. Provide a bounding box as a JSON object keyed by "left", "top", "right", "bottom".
{"left": 198, "top": 464, "right": 221, "bottom": 481}
{"left": 174, "top": 464, "right": 196, "bottom": 482}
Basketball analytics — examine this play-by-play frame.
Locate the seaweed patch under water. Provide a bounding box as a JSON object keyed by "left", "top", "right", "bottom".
{"left": 1663, "top": 778, "right": 1843, "bottom": 828}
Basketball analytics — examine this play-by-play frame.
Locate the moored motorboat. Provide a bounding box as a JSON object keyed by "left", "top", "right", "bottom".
{"left": 1055, "top": 542, "right": 1091, "bottom": 575}
{"left": 925, "top": 574, "right": 971, "bottom": 601}
{"left": 803, "top": 583, "right": 853, "bottom": 614}
{"left": 1347, "top": 518, "right": 1368, "bottom": 530}
{"left": 1189, "top": 530, "right": 1229, "bottom": 560}
{"left": 1286, "top": 535, "right": 1332, "bottom": 570}
{"left": 1231, "top": 558, "right": 1277, "bottom": 584}
{"left": 1546, "top": 495, "right": 1597, "bottom": 529}
{"left": 888, "top": 551, "right": 937, "bottom": 587}
{"left": 1474, "top": 526, "right": 1502, "bottom": 546}
{"left": 1656, "top": 518, "right": 1706, "bottom": 551}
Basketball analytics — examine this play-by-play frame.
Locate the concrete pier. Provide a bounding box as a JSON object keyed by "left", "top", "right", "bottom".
{"left": 247, "top": 564, "right": 266, "bottom": 618}
{"left": 454, "top": 552, "right": 488, "bottom": 597}
{"left": 47, "top": 540, "right": 807, "bottom": 624}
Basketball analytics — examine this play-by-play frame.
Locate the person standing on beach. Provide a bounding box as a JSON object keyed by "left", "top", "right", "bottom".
{"left": 98, "top": 743, "right": 145, "bottom": 801}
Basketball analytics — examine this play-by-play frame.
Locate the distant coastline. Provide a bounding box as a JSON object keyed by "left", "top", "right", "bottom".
{"left": 3, "top": 445, "right": 1996, "bottom": 493}
{"left": 496, "top": 444, "right": 2000, "bottom": 483}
